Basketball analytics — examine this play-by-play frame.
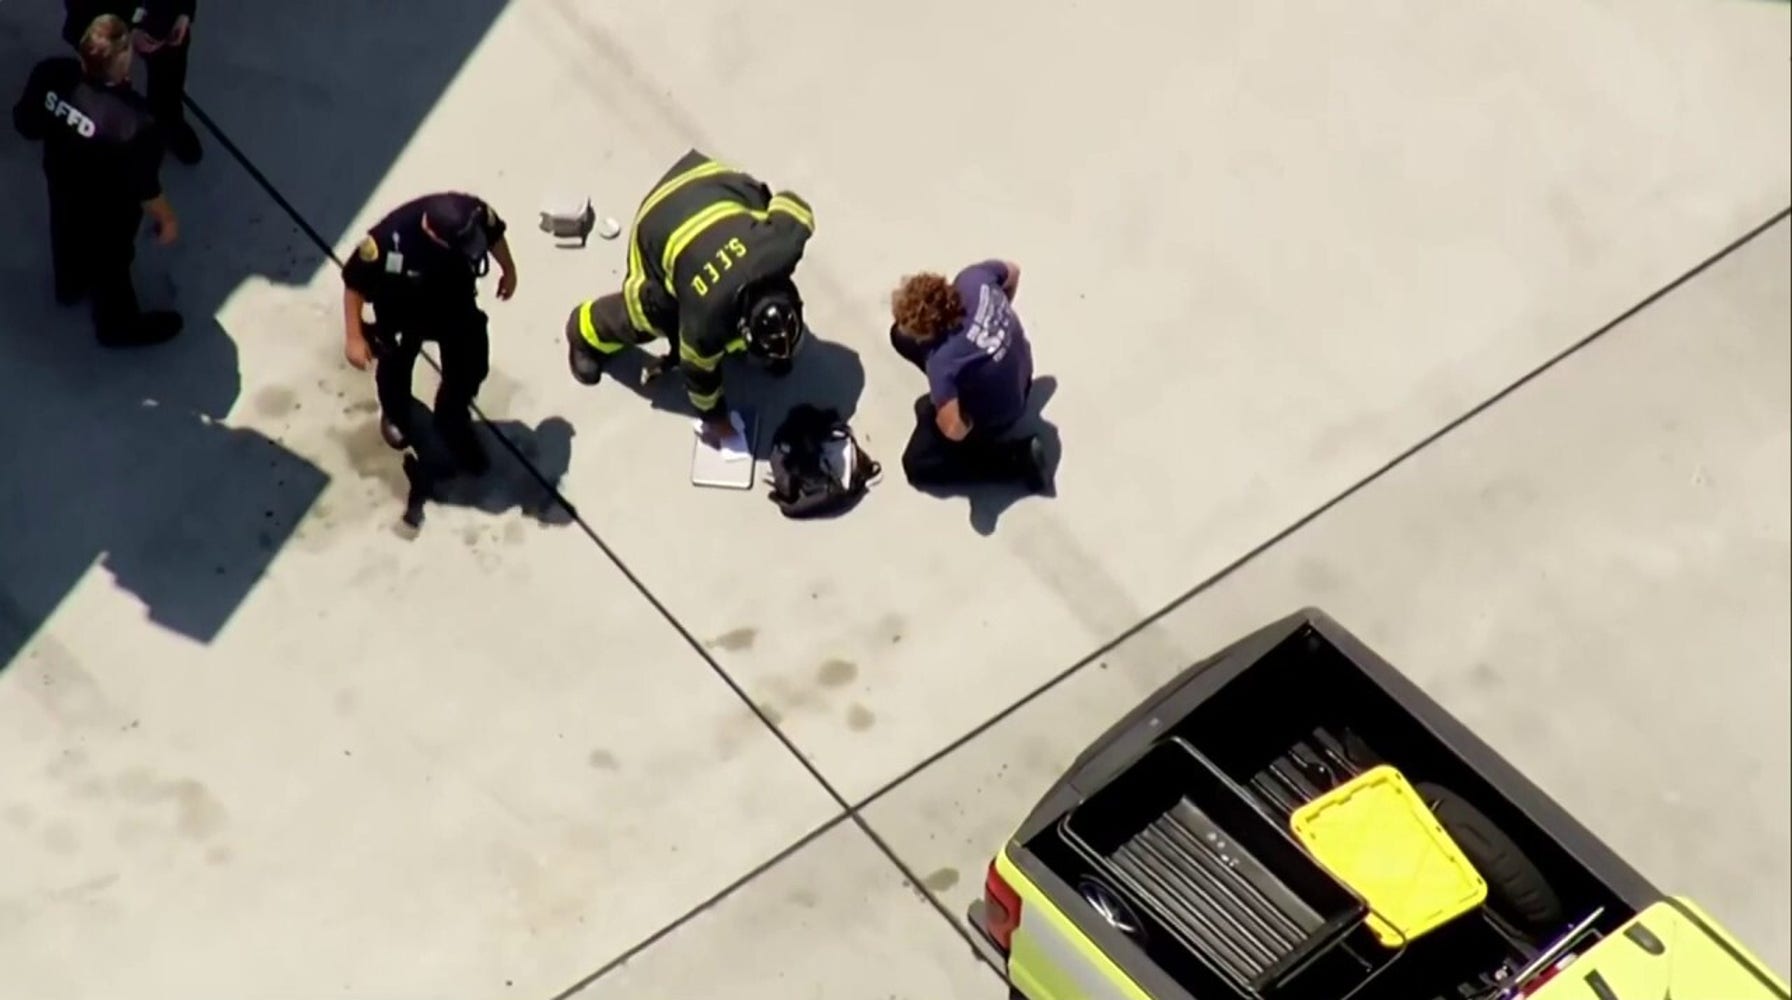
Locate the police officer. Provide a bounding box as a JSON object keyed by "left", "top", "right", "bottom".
{"left": 61, "top": 0, "right": 201, "bottom": 164}
{"left": 564, "top": 149, "right": 815, "bottom": 443}
{"left": 13, "top": 14, "right": 183, "bottom": 347}
{"left": 341, "top": 191, "right": 518, "bottom": 475}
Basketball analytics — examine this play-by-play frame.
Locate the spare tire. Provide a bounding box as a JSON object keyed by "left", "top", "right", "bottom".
{"left": 1414, "top": 780, "right": 1565, "bottom": 932}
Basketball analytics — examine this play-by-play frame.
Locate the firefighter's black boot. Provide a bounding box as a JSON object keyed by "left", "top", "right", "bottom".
{"left": 565, "top": 314, "right": 605, "bottom": 386}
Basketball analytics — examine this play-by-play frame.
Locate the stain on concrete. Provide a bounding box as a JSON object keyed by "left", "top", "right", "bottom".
{"left": 50, "top": 873, "right": 119, "bottom": 901}
{"left": 334, "top": 689, "right": 358, "bottom": 716}
{"left": 759, "top": 704, "right": 785, "bottom": 727}
{"left": 171, "top": 781, "right": 228, "bottom": 840}
{"left": 1, "top": 804, "right": 32, "bottom": 829}
{"left": 1294, "top": 557, "right": 1344, "bottom": 596}
{"left": 205, "top": 846, "right": 234, "bottom": 867}
{"left": 1468, "top": 661, "right": 1502, "bottom": 690}
{"left": 922, "top": 867, "right": 960, "bottom": 893}
{"left": 846, "top": 704, "right": 877, "bottom": 732}
{"left": 114, "top": 770, "right": 228, "bottom": 840}
{"left": 708, "top": 627, "right": 757, "bottom": 652}
{"left": 327, "top": 422, "right": 410, "bottom": 502}
{"left": 817, "top": 659, "right": 858, "bottom": 688}
{"left": 586, "top": 749, "right": 619, "bottom": 771}
{"left": 503, "top": 520, "right": 528, "bottom": 546}
{"left": 789, "top": 888, "right": 819, "bottom": 908}
{"left": 42, "top": 822, "right": 79, "bottom": 855}
{"left": 461, "top": 526, "right": 485, "bottom": 549}
{"left": 251, "top": 385, "right": 298, "bottom": 421}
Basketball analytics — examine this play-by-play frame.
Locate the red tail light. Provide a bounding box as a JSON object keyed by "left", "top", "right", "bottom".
{"left": 983, "top": 860, "right": 1023, "bottom": 953}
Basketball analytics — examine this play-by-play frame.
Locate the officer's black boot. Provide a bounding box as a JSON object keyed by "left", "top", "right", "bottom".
{"left": 164, "top": 121, "right": 202, "bottom": 166}
{"left": 54, "top": 275, "right": 87, "bottom": 307}
{"left": 97, "top": 310, "right": 183, "bottom": 348}
{"left": 379, "top": 415, "right": 410, "bottom": 451}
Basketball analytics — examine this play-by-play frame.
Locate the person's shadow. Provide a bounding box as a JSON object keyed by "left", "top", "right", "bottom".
{"left": 388, "top": 404, "right": 578, "bottom": 535}
{"left": 600, "top": 327, "right": 867, "bottom": 461}
{"left": 0, "top": 118, "right": 328, "bottom": 669}
{"left": 911, "top": 374, "right": 1061, "bottom": 536}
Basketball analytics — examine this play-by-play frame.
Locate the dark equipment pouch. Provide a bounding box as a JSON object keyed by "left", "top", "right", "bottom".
{"left": 767, "top": 405, "right": 880, "bottom": 519}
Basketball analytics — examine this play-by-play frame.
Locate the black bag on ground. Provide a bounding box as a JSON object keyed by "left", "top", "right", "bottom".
{"left": 767, "top": 405, "right": 880, "bottom": 518}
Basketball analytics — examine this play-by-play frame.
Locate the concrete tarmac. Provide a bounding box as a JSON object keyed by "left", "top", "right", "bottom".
{"left": 2, "top": 0, "right": 1786, "bottom": 996}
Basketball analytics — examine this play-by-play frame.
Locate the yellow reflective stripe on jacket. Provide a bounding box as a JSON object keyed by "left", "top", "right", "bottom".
{"left": 687, "top": 385, "right": 723, "bottom": 411}
{"left": 623, "top": 159, "right": 733, "bottom": 334}
{"left": 623, "top": 240, "right": 661, "bottom": 336}
{"left": 768, "top": 193, "right": 814, "bottom": 230}
{"left": 576, "top": 301, "right": 629, "bottom": 354}
{"left": 679, "top": 338, "right": 724, "bottom": 371}
{"left": 997, "top": 849, "right": 1151, "bottom": 1000}
{"left": 660, "top": 200, "right": 811, "bottom": 293}
{"left": 661, "top": 200, "right": 752, "bottom": 278}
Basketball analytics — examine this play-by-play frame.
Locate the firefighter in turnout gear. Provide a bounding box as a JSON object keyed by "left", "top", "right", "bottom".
{"left": 565, "top": 149, "right": 815, "bottom": 442}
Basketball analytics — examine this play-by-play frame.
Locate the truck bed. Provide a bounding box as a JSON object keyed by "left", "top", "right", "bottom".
{"left": 1007, "top": 609, "right": 1658, "bottom": 1000}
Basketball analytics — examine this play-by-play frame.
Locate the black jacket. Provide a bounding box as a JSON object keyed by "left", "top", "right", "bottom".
{"left": 341, "top": 192, "right": 509, "bottom": 316}
{"left": 13, "top": 56, "right": 163, "bottom": 205}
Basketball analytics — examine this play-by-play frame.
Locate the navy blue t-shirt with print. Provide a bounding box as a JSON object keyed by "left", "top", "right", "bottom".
{"left": 925, "top": 260, "right": 1033, "bottom": 432}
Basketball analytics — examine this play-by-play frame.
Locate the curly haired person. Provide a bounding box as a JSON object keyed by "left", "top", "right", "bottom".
{"left": 889, "top": 260, "right": 1047, "bottom": 492}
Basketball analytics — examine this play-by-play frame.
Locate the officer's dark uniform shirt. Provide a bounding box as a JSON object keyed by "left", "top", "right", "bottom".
{"left": 62, "top": 0, "right": 197, "bottom": 46}
{"left": 624, "top": 149, "right": 815, "bottom": 416}
{"left": 11, "top": 57, "right": 162, "bottom": 207}
{"left": 341, "top": 193, "right": 507, "bottom": 316}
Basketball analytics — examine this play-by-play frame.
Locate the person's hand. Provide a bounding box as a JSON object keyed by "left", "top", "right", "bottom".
{"left": 168, "top": 15, "right": 191, "bottom": 46}
{"left": 699, "top": 413, "right": 736, "bottom": 445}
{"left": 495, "top": 268, "right": 516, "bottom": 301}
{"left": 345, "top": 335, "right": 375, "bottom": 371}
{"left": 640, "top": 354, "right": 676, "bottom": 385}
{"left": 132, "top": 30, "right": 163, "bottom": 53}
{"left": 151, "top": 213, "right": 178, "bottom": 246}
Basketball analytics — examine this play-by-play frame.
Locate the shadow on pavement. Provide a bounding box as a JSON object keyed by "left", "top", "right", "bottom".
{"left": 912, "top": 374, "right": 1062, "bottom": 536}
{"left": 597, "top": 329, "right": 868, "bottom": 460}
{"left": 394, "top": 409, "right": 578, "bottom": 534}
{"left": 0, "top": 0, "right": 515, "bottom": 669}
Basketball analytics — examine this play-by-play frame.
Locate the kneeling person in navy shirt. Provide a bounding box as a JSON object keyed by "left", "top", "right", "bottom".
{"left": 889, "top": 260, "right": 1047, "bottom": 492}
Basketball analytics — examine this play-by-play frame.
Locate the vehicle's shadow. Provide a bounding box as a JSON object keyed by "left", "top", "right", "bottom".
{"left": 909, "top": 375, "right": 1062, "bottom": 536}
{"left": 0, "top": 0, "right": 512, "bottom": 669}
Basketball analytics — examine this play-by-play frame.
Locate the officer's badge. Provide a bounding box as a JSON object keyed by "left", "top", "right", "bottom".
{"left": 355, "top": 236, "right": 380, "bottom": 262}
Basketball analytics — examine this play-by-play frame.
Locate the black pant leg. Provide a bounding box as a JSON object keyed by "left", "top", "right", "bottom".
{"left": 144, "top": 32, "right": 191, "bottom": 126}
{"left": 374, "top": 328, "right": 423, "bottom": 427}
{"left": 46, "top": 182, "right": 89, "bottom": 301}
{"left": 901, "top": 395, "right": 1021, "bottom": 487}
{"left": 432, "top": 309, "right": 491, "bottom": 428}
{"left": 88, "top": 205, "right": 144, "bottom": 337}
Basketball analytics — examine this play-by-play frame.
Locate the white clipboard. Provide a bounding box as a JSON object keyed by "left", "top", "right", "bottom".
{"left": 690, "top": 408, "right": 757, "bottom": 490}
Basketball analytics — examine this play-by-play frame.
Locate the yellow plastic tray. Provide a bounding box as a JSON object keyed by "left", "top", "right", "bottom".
{"left": 1289, "top": 764, "right": 1487, "bottom": 947}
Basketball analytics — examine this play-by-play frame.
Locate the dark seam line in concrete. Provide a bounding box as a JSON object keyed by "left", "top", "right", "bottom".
{"left": 184, "top": 96, "right": 1006, "bottom": 992}
{"left": 541, "top": 812, "right": 849, "bottom": 1000}
{"left": 851, "top": 204, "right": 1792, "bottom": 818}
